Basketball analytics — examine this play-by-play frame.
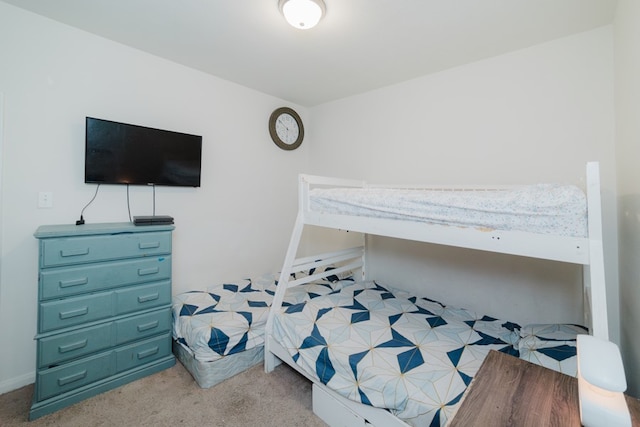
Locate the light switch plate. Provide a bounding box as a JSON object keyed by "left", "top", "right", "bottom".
{"left": 38, "top": 192, "right": 53, "bottom": 208}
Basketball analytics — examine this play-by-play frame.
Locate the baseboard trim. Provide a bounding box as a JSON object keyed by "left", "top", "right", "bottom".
{"left": 0, "top": 371, "right": 35, "bottom": 395}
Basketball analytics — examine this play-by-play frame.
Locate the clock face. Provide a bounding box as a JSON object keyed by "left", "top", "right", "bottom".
{"left": 275, "top": 113, "right": 300, "bottom": 145}
{"left": 269, "top": 107, "right": 304, "bottom": 150}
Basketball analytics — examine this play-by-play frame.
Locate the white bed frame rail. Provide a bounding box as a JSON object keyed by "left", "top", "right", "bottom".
{"left": 584, "top": 162, "right": 608, "bottom": 340}
{"left": 267, "top": 245, "right": 365, "bottom": 334}
{"left": 264, "top": 162, "right": 609, "bottom": 425}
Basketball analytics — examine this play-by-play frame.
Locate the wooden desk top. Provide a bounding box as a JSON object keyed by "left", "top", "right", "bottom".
{"left": 450, "top": 350, "right": 640, "bottom": 427}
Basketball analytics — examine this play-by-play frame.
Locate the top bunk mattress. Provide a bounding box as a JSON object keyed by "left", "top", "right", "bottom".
{"left": 309, "top": 183, "right": 587, "bottom": 238}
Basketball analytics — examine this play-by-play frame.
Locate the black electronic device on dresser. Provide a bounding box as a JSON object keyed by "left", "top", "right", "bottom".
{"left": 133, "top": 215, "right": 174, "bottom": 226}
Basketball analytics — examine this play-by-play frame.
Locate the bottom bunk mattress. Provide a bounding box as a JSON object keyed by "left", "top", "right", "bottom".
{"left": 271, "top": 280, "right": 586, "bottom": 427}
{"left": 172, "top": 270, "right": 355, "bottom": 386}
{"left": 172, "top": 340, "right": 264, "bottom": 388}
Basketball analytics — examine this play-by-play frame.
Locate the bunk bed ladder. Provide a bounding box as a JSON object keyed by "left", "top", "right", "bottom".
{"left": 265, "top": 212, "right": 304, "bottom": 373}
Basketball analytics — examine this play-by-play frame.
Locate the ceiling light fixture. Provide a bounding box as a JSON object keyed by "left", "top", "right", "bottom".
{"left": 278, "top": 0, "right": 326, "bottom": 30}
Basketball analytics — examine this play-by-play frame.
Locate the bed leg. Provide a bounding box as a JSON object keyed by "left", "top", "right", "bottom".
{"left": 264, "top": 350, "right": 281, "bottom": 373}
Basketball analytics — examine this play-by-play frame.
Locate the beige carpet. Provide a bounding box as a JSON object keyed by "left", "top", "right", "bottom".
{"left": 0, "top": 361, "right": 327, "bottom": 427}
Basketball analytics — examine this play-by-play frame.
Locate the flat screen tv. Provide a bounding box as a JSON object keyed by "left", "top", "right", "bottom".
{"left": 85, "top": 117, "right": 202, "bottom": 187}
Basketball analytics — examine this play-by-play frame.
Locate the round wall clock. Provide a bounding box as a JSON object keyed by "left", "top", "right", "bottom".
{"left": 269, "top": 107, "right": 304, "bottom": 150}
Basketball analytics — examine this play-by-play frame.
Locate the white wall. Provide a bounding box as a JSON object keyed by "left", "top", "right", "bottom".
{"left": 0, "top": 3, "right": 307, "bottom": 393}
{"left": 308, "top": 28, "right": 619, "bottom": 334}
{"left": 614, "top": 0, "right": 640, "bottom": 397}
{"left": 0, "top": 91, "right": 4, "bottom": 388}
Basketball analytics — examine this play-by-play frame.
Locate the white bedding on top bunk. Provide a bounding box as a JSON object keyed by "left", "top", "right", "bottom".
{"left": 309, "top": 184, "right": 587, "bottom": 237}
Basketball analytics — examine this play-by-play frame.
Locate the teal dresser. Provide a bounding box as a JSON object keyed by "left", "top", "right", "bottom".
{"left": 30, "top": 222, "right": 176, "bottom": 420}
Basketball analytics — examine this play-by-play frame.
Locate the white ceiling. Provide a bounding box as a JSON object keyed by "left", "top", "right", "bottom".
{"left": 3, "top": 0, "right": 618, "bottom": 106}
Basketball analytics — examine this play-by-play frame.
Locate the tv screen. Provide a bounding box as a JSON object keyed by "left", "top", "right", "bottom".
{"left": 85, "top": 117, "right": 202, "bottom": 187}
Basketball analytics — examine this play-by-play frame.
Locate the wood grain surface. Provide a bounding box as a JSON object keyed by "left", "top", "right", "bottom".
{"left": 450, "top": 350, "right": 640, "bottom": 427}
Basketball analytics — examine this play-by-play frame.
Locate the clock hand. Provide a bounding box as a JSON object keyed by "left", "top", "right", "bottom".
{"left": 277, "top": 118, "right": 289, "bottom": 131}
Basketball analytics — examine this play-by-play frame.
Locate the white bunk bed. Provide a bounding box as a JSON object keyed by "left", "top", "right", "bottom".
{"left": 264, "top": 162, "right": 608, "bottom": 427}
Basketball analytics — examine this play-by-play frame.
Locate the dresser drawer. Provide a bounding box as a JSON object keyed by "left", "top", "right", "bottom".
{"left": 40, "top": 231, "right": 171, "bottom": 268}
{"left": 37, "top": 352, "right": 113, "bottom": 401}
{"left": 39, "top": 293, "right": 113, "bottom": 333}
{"left": 38, "top": 323, "right": 112, "bottom": 368}
{"left": 115, "top": 308, "right": 171, "bottom": 345}
{"left": 40, "top": 256, "right": 172, "bottom": 300}
{"left": 115, "top": 281, "right": 171, "bottom": 315}
{"left": 115, "top": 335, "right": 171, "bottom": 373}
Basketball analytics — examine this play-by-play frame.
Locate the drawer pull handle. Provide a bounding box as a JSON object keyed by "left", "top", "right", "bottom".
{"left": 60, "top": 248, "right": 90, "bottom": 257}
{"left": 138, "top": 267, "right": 159, "bottom": 276}
{"left": 59, "top": 277, "right": 89, "bottom": 288}
{"left": 58, "top": 370, "right": 87, "bottom": 386}
{"left": 59, "top": 307, "right": 88, "bottom": 319}
{"left": 137, "top": 346, "right": 159, "bottom": 360}
{"left": 137, "top": 320, "right": 160, "bottom": 332}
{"left": 138, "top": 293, "right": 160, "bottom": 303}
{"left": 139, "top": 242, "right": 161, "bottom": 250}
{"left": 59, "top": 339, "right": 88, "bottom": 353}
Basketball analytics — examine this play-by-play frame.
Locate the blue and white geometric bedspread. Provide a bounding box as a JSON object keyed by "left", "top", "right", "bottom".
{"left": 172, "top": 272, "right": 354, "bottom": 362}
{"left": 175, "top": 274, "right": 584, "bottom": 426}
{"left": 273, "top": 281, "right": 525, "bottom": 427}
{"left": 518, "top": 323, "right": 587, "bottom": 374}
